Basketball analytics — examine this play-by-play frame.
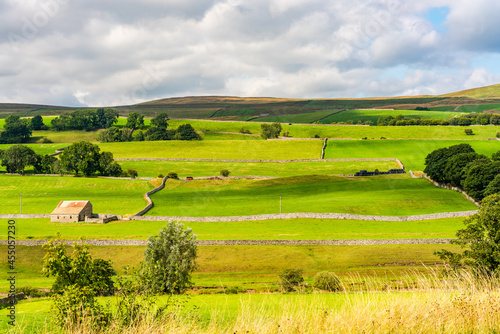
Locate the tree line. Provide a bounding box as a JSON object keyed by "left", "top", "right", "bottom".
{"left": 378, "top": 112, "right": 500, "bottom": 126}
{"left": 0, "top": 141, "right": 123, "bottom": 176}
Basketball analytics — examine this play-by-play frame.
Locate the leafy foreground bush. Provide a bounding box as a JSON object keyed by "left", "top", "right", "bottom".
{"left": 279, "top": 269, "right": 304, "bottom": 292}
{"left": 15, "top": 270, "right": 500, "bottom": 334}
{"left": 313, "top": 271, "right": 342, "bottom": 292}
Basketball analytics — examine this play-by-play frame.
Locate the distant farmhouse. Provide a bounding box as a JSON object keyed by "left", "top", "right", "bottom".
{"left": 51, "top": 201, "right": 93, "bottom": 223}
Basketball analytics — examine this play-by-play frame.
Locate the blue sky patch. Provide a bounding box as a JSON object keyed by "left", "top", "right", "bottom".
{"left": 424, "top": 7, "right": 450, "bottom": 33}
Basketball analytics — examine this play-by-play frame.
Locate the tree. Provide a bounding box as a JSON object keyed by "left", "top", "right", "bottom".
{"left": 220, "top": 169, "right": 230, "bottom": 177}
{"left": 141, "top": 221, "right": 197, "bottom": 294}
{"left": 443, "top": 152, "right": 487, "bottom": 188}
{"left": 30, "top": 115, "right": 46, "bottom": 130}
{"left": 98, "top": 151, "right": 122, "bottom": 176}
{"left": 463, "top": 161, "right": 500, "bottom": 201}
{"left": 492, "top": 150, "right": 500, "bottom": 162}
{"left": 95, "top": 108, "right": 119, "bottom": 128}
{"left": 125, "top": 112, "right": 144, "bottom": 129}
{"left": 97, "top": 127, "right": 123, "bottom": 142}
{"left": 464, "top": 128, "right": 474, "bottom": 135}
{"left": 151, "top": 113, "right": 169, "bottom": 128}
{"left": 484, "top": 174, "right": 500, "bottom": 198}
{"left": 435, "top": 194, "right": 500, "bottom": 274}
{"left": 60, "top": 141, "right": 102, "bottom": 176}
{"left": 1, "top": 144, "right": 37, "bottom": 174}
{"left": 175, "top": 124, "right": 201, "bottom": 140}
{"left": 424, "top": 144, "right": 475, "bottom": 183}
{"left": 0, "top": 115, "right": 32, "bottom": 143}
{"left": 145, "top": 127, "right": 173, "bottom": 141}
{"left": 127, "top": 169, "right": 138, "bottom": 179}
{"left": 260, "top": 122, "right": 282, "bottom": 139}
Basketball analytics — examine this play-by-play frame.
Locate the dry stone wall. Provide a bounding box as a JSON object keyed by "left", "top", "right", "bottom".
{"left": 131, "top": 211, "right": 477, "bottom": 222}
{"left": 133, "top": 175, "right": 169, "bottom": 216}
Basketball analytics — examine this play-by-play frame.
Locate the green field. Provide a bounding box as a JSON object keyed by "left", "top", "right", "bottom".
{"left": 117, "top": 160, "right": 400, "bottom": 178}
{"left": 324, "top": 140, "right": 500, "bottom": 171}
{"left": 0, "top": 175, "right": 152, "bottom": 215}
{"left": 0, "top": 216, "right": 465, "bottom": 241}
{"left": 99, "top": 140, "right": 323, "bottom": 160}
{"left": 456, "top": 103, "right": 500, "bottom": 113}
{"left": 318, "top": 109, "right": 468, "bottom": 124}
{"left": 0, "top": 143, "right": 66, "bottom": 156}
{"left": 147, "top": 175, "right": 477, "bottom": 217}
{"left": 257, "top": 110, "right": 338, "bottom": 123}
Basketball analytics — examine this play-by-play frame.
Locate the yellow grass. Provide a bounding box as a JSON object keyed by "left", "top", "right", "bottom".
{"left": 8, "top": 270, "right": 500, "bottom": 333}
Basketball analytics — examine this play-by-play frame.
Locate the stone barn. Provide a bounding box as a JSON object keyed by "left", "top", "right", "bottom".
{"left": 51, "top": 201, "right": 93, "bottom": 223}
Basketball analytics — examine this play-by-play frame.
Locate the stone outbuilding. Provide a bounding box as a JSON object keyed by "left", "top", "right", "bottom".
{"left": 51, "top": 201, "right": 93, "bottom": 223}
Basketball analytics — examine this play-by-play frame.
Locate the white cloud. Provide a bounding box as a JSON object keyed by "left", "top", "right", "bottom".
{"left": 0, "top": 0, "right": 498, "bottom": 106}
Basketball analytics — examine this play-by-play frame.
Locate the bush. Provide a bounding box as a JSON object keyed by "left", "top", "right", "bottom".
{"left": 158, "top": 174, "right": 164, "bottom": 178}
{"left": 42, "top": 137, "right": 53, "bottom": 143}
{"left": 279, "top": 269, "right": 304, "bottom": 292}
{"left": 239, "top": 127, "right": 251, "bottom": 134}
{"left": 167, "top": 172, "right": 179, "bottom": 179}
{"left": 17, "top": 286, "right": 51, "bottom": 298}
{"left": 465, "top": 128, "right": 474, "bottom": 135}
{"left": 127, "top": 169, "right": 138, "bottom": 179}
{"left": 313, "top": 272, "right": 342, "bottom": 292}
{"left": 314, "top": 134, "right": 320, "bottom": 138}
{"left": 220, "top": 169, "right": 231, "bottom": 177}
{"left": 496, "top": 132, "right": 500, "bottom": 138}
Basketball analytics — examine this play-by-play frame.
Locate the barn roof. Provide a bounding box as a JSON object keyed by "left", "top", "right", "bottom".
{"left": 51, "top": 201, "right": 91, "bottom": 215}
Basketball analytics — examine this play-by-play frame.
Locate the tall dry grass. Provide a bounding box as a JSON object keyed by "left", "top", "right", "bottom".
{"left": 8, "top": 269, "right": 500, "bottom": 334}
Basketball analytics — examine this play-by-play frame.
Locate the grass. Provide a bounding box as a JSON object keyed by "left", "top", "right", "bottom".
{"left": 324, "top": 139, "right": 500, "bottom": 171}
{"left": 0, "top": 175, "right": 152, "bottom": 215}
{"left": 257, "top": 110, "right": 338, "bottom": 123}
{"left": 147, "top": 175, "right": 477, "bottom": 217}
{"left": 0, "top": 217, "right": 465, "bottom": 241}
{"left": 456, "top": 103, "right": 500, "bottom": 113}
{"left": 117, "top": 160, "right": 400, "bottom": 178}
{"left": 99, "top": 140, "right": 323, "bottom": 160}
{"left": 0, "top": 244, "right": 461, "bottom": 292}
{"left": 0, "top": 143, "right": 66, "bottom": 156}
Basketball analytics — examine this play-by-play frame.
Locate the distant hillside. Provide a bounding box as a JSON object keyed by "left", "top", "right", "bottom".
{"left": 441, "top": 83, "right": 500, "bottom": 99}
{"left": 1, "top": 83, "right": 500, "bottom": 120}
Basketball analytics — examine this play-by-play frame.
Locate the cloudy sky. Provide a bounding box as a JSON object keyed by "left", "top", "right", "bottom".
{"left": 1, "top": 0, "right": 500, "bottom": 107}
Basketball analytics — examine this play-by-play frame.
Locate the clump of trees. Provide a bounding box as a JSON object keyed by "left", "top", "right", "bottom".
{"left": 98, "top": 113, "right": 201, "bottom": 142}
{"left": 0, "top": 144, "right": 60, "bottom": 175}
{"left": 0, "top": 115, "right": 32, "bottom": 143}
{"left": 261, "top": 122, "right": 282, "bottom": 139}
{"left": 60, "top": 141, "right": 122, "bottom": 177}
{"left": 51, "top": 108, "right": 119, "bottom": 131}
{"left": 424, "top": 143, "right": 500, "bottom": 202}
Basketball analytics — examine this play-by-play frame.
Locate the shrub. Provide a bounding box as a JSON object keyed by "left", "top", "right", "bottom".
{"left": 220, "top": 169, "right": 231, "bottom": 177}
{"left": 282, "top": 130, "right": 290, "bottom": 137}
{"left": 239, "top": 127, "right": 251, "bottom": 134}
{"left": 127, "top": 169, "right": 138, "bottom": 179}
{"left": 167, "top": 172, "right": 179, "bottom": 179}
{"left": 313, "top": 272, "right": 342, "bottom": 292}
{"left": 42, "top": 137, "right": 53, "bottom": 143}
{"left": 17, "top": 286, "right": 51, "bottom": 298}
{"left": 496, "top": 132, "right": 500, "bottom": 138}
{"left": 464, "top": 128, "right": 474, "bottom": 135}
{"left": 279, "top": 269, "right": 304, "bottom": 292}
{"left": 158, "top": 174, "right": 164, "bottom": 178}
{"left": 314, "top": 134, "right": 320, "bottom": 138}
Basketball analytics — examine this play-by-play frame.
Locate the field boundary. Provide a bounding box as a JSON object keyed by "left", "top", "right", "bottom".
{"left": 115, "top": 158, "right": 402, "bottom": 163}
{"left": 132, "top": 211, "right": 477, "bottom": 222}
{"left": 133, "top": 175, "right": 169, "bottom": 216}
{"left": 0, "top": 239, "right": 454, "bottom": 246}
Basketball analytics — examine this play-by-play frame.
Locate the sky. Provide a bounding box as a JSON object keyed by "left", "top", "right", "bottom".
{"left": 1, "top": 0, "right": 500, "bottom": 107}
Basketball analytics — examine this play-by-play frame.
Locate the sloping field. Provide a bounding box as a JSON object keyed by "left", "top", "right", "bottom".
{"left": 324, "top": 140, "right": 500, "bottom": 171}
{"left": 257, "top": 110, "right": 338, "bottom": 123}
{"left": 0, "top": 143, "right": 66, "bottom": 155}
{"left": 117, "top": 160, "right": 400, "bottom": 178}
{"left": 100, "top": 140, "right": 323, "bottom": 160}
{"left": 147, "top": 175, "right": 477, "bottom": 217}
{"left": 2, "top": 217, "right": 465, "bottom": 240}
{"left": 441, "top": 83, "right": 500, "bottom": 99}
{"left": 0, "top": 175, "right": 152, "bottom": 215}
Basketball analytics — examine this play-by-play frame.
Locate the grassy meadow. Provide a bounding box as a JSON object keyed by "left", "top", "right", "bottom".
{"left": 117, "top": 159, "right": 400, "bottom": 178}
{"left": 0, "top": 216, "right": 465, "bottom": 241}
{"left": 318, "top": 109, "right": 468, "bottom": 124}
{"left": 147, "top": 175, "right": 477, "bottom": 217}
{"left": 0, "top": 175, "right": 152, "bottom": 215}
{"left": 325, "top": 139, "right": 500, "bottom": 171}
{"left": 99, "top": 140, "right": 323, "bottom": 160}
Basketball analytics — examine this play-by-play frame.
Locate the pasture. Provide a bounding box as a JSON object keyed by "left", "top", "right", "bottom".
{"left": 324, "top": 140, "right": 500, "bottom": 171}
{"left": 0, "top": 216, "right": 465, "bottom": 241}
{"left": 0, "top": 175, "right": 152, "bottom": 215}
{"left": 117, "top": 159, "right": 400, "bottom": 178}
{"left": 99, "top": 140, "right": 324, "bottom": 160}
{"left": 318, "top": 109, "right": 468, "bottom": 124}
{"left": 147, "top": 175, "right": 477, "bottom": 217}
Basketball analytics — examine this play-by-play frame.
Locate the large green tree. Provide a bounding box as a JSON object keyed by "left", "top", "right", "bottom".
{"left": 60, "top": 141, "right": 102, "bottom": 176}
{"left": 1, "top": 144, "right": 37, "bottom": 174}
{"left": 151, "top": 113, "right": 169, "bottom": 128}
{"left": 260, "top": 122, "right": 282, "bottom": 139}
{"left": 435, "top": 194, "right": 500, "bottom": 274}
{"left": 463, "top": 161, "right": 500, "bottom": 201}
{"left": 125, "top": 112, "right": 144, "bottom": 129}
{"left": 141, "top": 221, "right": 197, "bottom": 294}
{"left": 30, "top": 114, "right": 46, "bottom": 130}
{"left": 424, "top": 144, "right": 475, "bottom": 183}
{"left": 0, "top": 115, "right": 32, "bottom": 143}
{"left": 443, "top": 152, "right": 488, "bottom": 188}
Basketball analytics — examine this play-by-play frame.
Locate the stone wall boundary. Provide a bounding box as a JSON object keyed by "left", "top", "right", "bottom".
{"left": 131, "top": 211, "right": 477, "bottom": 222}
{"left": 0, "top": 214, "right": 50, "bottom": 218}
{"left": 133, "top": 176, "right": 169, "bottom": 216}
{"left": 0, "top": 239, "right": 454, "bottom": 246}
{"left": 321, "top": 138, "right": 328, "bottom": 159}
{"left": 115, "top": 158, "right": 403, "bottom": 164}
